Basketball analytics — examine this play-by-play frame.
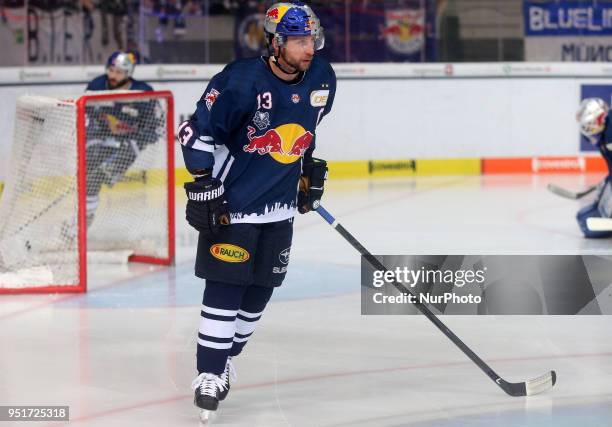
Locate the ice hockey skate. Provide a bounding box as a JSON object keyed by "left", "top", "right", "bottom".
{"left": 192, "top": 373, "right": 227, "bottom": 424}
{"left": 219, "top": 357, "right": 237, "bottom": 401}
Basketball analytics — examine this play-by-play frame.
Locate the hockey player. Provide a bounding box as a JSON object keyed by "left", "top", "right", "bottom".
{"left": 576, "top": 97, "right": 612, "bottom": 238}
{"left": 86, "top": 51, "right": 152, "bottom": 91}
{"left": 82, "top": 51, "right": 157, "bottom": 228}
{"left": 177, "top": 2, "right": 336, "bottom": 421}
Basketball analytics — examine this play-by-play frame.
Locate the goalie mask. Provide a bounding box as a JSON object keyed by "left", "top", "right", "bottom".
{"left": 106, "top": 51, "right": 136, "bottom": 79}
{"left": 577, "top": 97, "right": 609, "bottom": 141}
{"left": 264, "top": 2, "right": 325, "bottom": 54}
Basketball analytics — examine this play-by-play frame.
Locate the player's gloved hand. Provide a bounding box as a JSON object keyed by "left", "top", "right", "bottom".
{"left": 184, "top": 173, "right": 230, "bottom": 237}
{"left": 298, "top": 158, "right": 328, "bottom": 214}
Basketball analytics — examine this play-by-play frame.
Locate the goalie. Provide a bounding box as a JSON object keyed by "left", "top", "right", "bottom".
{"left": 576, "top": 97, "right": 612, "bottom": 238}
{"left": 83, "top": 51, "right": 157, "bottom": 227}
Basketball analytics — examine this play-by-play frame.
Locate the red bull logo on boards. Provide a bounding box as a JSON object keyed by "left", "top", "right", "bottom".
{"left": 381, "top": 9, "right": 425, "bottom": 56}
{"left": 244, "top": 123, "right": 313, "bottom": 164}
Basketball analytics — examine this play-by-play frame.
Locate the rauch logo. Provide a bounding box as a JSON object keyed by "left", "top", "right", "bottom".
{"left": 210, "top": 244, "right": 250, "bottom": 263}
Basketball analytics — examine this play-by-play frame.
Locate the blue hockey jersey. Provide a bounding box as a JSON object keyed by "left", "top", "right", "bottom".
{"left": 86, "top": 75, "right": 153, "bottom": 91}
{"left": 181, "top": 55, "right": 336, "bottom": 223}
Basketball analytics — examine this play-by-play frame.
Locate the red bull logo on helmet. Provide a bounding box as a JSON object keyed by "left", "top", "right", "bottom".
{"left": 266, "top": 5, "right": 290, "bottom": 24}
{"left": 267, "top": 8, "right": 279, "bottom": 21}
{"left": 244, "top": 123, "right": 313, "bottom": 164}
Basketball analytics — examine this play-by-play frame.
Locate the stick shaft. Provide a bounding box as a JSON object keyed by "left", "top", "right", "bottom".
{"left": 316, "top": 205, "right": 504, "bottom": 385}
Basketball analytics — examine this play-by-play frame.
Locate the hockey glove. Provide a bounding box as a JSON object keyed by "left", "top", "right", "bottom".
{"left": 298, "top": 157, "right": 328, "bottom": 214}
{"left": 184, "top": 175, "right": 230, "bottom": 237}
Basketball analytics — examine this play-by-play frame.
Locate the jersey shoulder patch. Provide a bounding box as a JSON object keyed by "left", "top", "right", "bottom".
{"left": 203, "top": 88, "right": 220, "bottom": 111}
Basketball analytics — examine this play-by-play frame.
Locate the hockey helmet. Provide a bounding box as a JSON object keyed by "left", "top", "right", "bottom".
{"left": 106, "top": 51, "right": 136, "bottom": 78}
{"left": 577, "top": 97, "right": 609, "bottom": 139}
{"left": 264, "top": 2, "right": 324, "bottom": 51}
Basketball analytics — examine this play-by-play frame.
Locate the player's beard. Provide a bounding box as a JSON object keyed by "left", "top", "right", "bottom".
{"left": 108, "top": 77, "right": 129, "bottom": 90}
{"left": 280, "top": 50, "right": 312, "bottom": 73}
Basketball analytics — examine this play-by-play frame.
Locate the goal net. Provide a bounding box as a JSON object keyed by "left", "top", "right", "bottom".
{"left": 0, "top": 90, "right": 175, "bottom": 293}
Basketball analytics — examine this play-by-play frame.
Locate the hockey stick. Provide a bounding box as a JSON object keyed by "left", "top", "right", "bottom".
{"left": 0, "top": 185, "right": 74, "bottom": 242}
{"left": 547, "top": 183, "right": 597, "bottom": 200}
{"left": 586, "top": 217, "right": 612, "bottom": 232}
{"left": 315, "top": 204, "right": 557, "bottom": 397}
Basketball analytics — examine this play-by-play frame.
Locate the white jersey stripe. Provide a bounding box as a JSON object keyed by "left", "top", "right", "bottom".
{"left": 202, "top": 304, "right": 238, "bottom": 317}
{"left": 219, "top": 156, "right": 234, "bottom": 183}
{"left": 192, "top": 139, "right": 215, "bottom": 152}
{"left": 197, "top": 338, "right": 233, "bottom": 350}
{"left": 237, "top": 309, "right": 264, "bottom": 319}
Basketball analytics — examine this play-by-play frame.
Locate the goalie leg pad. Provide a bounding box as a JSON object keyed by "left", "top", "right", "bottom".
{"left": 98, "top": 140, "right": 139, "bottom": 186}
{"left": 596, "top": 180, "right": 612, "bottom": 217}
{"left": 576, "top": 202, "right": 612, "bottom": 238}
{"left": 86, "top": 140, "right": 139, "bottom": 188}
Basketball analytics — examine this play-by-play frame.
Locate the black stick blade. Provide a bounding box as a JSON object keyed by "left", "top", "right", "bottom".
{"left": 497, "top": 371, "right": 557, "bottom": 397}
{"left": 547, "top": 183, "right": 596, "bottom": 199}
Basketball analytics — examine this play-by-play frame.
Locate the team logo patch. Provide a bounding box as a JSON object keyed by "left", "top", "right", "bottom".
{"left": 204, "top": 88, "right": 220, "bottom": 111}
{"left": 253, "top": 110, "right": 270, "bottom": 130}
{"left": 279, "top": 247, "right": 291, "bottom": 265}
{"left": 310, "top": 90, "right": 329, "bottom": 107}
{"left": 291, "top": 94, "right": 300, "bottom": 104}
{"left": 210, "top": 243, "right": 250, "bottom": 263}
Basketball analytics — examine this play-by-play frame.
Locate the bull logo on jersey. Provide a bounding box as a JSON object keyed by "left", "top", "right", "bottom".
{"left": 244, "top": 124, "right": 313, "bottom": 164}
{"left": 101, "top": 113, "right": 137, "bottom": 136}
